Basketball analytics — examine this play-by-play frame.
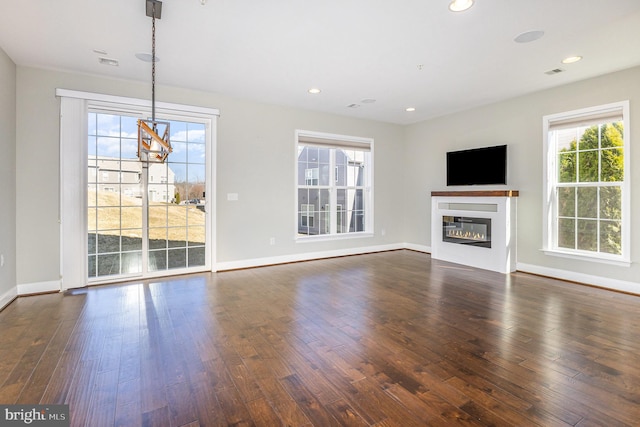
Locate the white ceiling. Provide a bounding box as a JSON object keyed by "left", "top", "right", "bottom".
{"left": 2, "top": 0, "right": 640, "bottom": 125}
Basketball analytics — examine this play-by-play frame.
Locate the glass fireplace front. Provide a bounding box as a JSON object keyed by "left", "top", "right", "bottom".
{"left": 442, "top": 216, "right": 491, "bottom": 248}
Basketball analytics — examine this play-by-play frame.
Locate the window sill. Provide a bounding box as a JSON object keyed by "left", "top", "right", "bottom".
{"left": 542, "top": 249, "right": 631, "bottom": 267}
{"left": 296, "top": 232, "right": 374, "bottom": 243}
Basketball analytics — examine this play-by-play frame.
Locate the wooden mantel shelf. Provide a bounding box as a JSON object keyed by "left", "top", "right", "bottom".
{"left": 431, "top": 190, "right": 519, "bottom": 197}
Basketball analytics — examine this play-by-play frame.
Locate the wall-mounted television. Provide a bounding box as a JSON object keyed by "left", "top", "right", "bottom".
{"left": 446, "top": 144, "right": 507, "bottom": 186}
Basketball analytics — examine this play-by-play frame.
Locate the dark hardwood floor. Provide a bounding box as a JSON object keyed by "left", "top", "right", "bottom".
{"left": 1, "top": 250, "right": 639, "bottom": 426}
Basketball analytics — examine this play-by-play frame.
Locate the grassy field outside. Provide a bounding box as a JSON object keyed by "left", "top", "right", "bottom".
{"left": 88, "top": 190, "right": 207, "bottom": 277}
{"left": 88, "top": 190, "right": 206, "bottom": 243}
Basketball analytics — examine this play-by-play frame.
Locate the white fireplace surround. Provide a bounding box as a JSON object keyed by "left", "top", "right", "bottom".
{"left": 431, "top": 191, "right": 518, "bottom": 274}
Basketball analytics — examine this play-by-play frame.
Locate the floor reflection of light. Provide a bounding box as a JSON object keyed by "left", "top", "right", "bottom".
{"left": 122, "top": 283, "right": 142, "bottom": 311}
{"left": 500, "top": 275, "right": 572, "bottom": 412}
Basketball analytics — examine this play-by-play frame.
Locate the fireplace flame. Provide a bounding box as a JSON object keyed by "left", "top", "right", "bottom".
{"left": 447, "top": 230, "right": 486, "bottom": 241}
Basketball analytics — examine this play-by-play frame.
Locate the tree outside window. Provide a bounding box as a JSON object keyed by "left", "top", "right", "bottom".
{"left": 556, "top": 122, "right": 623, "bottom": 254}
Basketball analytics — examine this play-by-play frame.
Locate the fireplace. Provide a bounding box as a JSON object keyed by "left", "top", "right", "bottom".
{"left": 431, "top": 191, "right": 517, "bottom": 273}
{"left": 442, "top": 216, "right": 491, "bottom": 248}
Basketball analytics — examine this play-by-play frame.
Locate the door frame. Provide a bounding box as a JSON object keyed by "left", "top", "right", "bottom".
{"left": 58, "top": 89, "right": 219, "bottom": 290}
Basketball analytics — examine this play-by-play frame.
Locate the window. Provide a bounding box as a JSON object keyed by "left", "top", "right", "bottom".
{"left": 88, "top": 112, "right": 212, "bottom": 279}
{"left": 543, "top": 101, "right": 630, "bottom": 264}
{"left": 305, "top": 168, "right": 319, "bottom": 185}
{"left": 296, "top": 130, "right": 373, "bottom": 239}
{"left": 58, "top": 88, "right": 218, "bottom": 290}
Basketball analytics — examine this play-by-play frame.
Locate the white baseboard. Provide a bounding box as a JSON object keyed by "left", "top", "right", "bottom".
{"left": 0, "top": 286, "right": 18, "bottom": 311}
{"left": 404, "top": 243, "right": 431, "bottom": 253}
{"left": 516, "top": 262, "right": 640, "bottom": 295}
{"left": 17, "top": 280, "right": 61, "bottom": 296}
{"left": 9, "top": 256, "right": 635, "bottom": 300}
{"left": 216, "top": 243, "right": 406, "bottom": 271}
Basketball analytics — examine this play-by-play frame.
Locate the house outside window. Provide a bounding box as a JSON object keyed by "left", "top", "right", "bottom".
{"left": 543, "top": 101, "right": 630, "bottom": 264}
{"left": 305, "top": 168, "right": 319, "bottom": 185}
{"left": 296, "top": 130, "right": 373, "bottom": 239}
{"left": 300, "top": 204, "right": 315, "bottom": 227}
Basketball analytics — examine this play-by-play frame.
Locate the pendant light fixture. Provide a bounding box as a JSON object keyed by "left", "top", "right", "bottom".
{"left": 137, "top": 0, "right": 172, "bottom": 163}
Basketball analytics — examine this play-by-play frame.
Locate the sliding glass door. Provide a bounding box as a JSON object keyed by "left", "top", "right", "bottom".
{"left": 88, "top": 111, "right": 211, "bottom": 282}
{"left": 148, "top": 120, "right": 207, "bottom": 273}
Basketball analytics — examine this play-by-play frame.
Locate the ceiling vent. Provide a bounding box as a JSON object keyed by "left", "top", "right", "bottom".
{"left": 545, "top": 68, "right": 564, "bottom": 75}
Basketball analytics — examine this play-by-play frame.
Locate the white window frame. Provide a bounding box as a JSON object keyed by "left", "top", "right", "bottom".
{"left": 295, "top": 130, "right": 373, "bottom": 241}
{"left": 542, "top": 101, "right": 630, "bottom": 266}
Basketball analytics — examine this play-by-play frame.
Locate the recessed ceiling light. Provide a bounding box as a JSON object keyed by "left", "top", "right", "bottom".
{"left": 308, "top": 88, "right": 321, "bottom": 94}
{"left": 93, "top": 49, "right": 108, "bottom": 55}
{"left": 514, "top": 30, "right": 545, "bottom": 43}
{"left": 361, "top": 98, "right": 376, "bottom": 104}
{"left": 135, "top": 52, "right": 159, "bottom": 62}
{"left": 406, "top": 107, "right": 416, "bottom": 112}
{"left": 98, "top": 57, "right": 119, "bottom": 66}
{"left": 562, "top": 55, "right": 583, "bottom": 64}
{"left": 449, "top": 0, "right": 474, "bottom": 12}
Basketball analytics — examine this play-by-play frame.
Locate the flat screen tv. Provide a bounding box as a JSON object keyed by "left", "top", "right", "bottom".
{"left": 446, "top": 144, "right": 507, "bottom": 186}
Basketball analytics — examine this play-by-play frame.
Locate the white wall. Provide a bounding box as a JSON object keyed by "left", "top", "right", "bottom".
{"left": 15, "top": 66, "right": 405, "bottom": 288}
{"left": 13, "top": 64, "right": 640, "bottom": 294}
{"left": 404, "top": 66, "right": 640, "bottom": 292}
{"left": 0, "top": 47, "right": 17, "bottom": 308}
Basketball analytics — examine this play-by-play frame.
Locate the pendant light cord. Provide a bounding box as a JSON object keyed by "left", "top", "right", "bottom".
{"left": 151, "top": 3, "right": 156, "bottom": 124}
